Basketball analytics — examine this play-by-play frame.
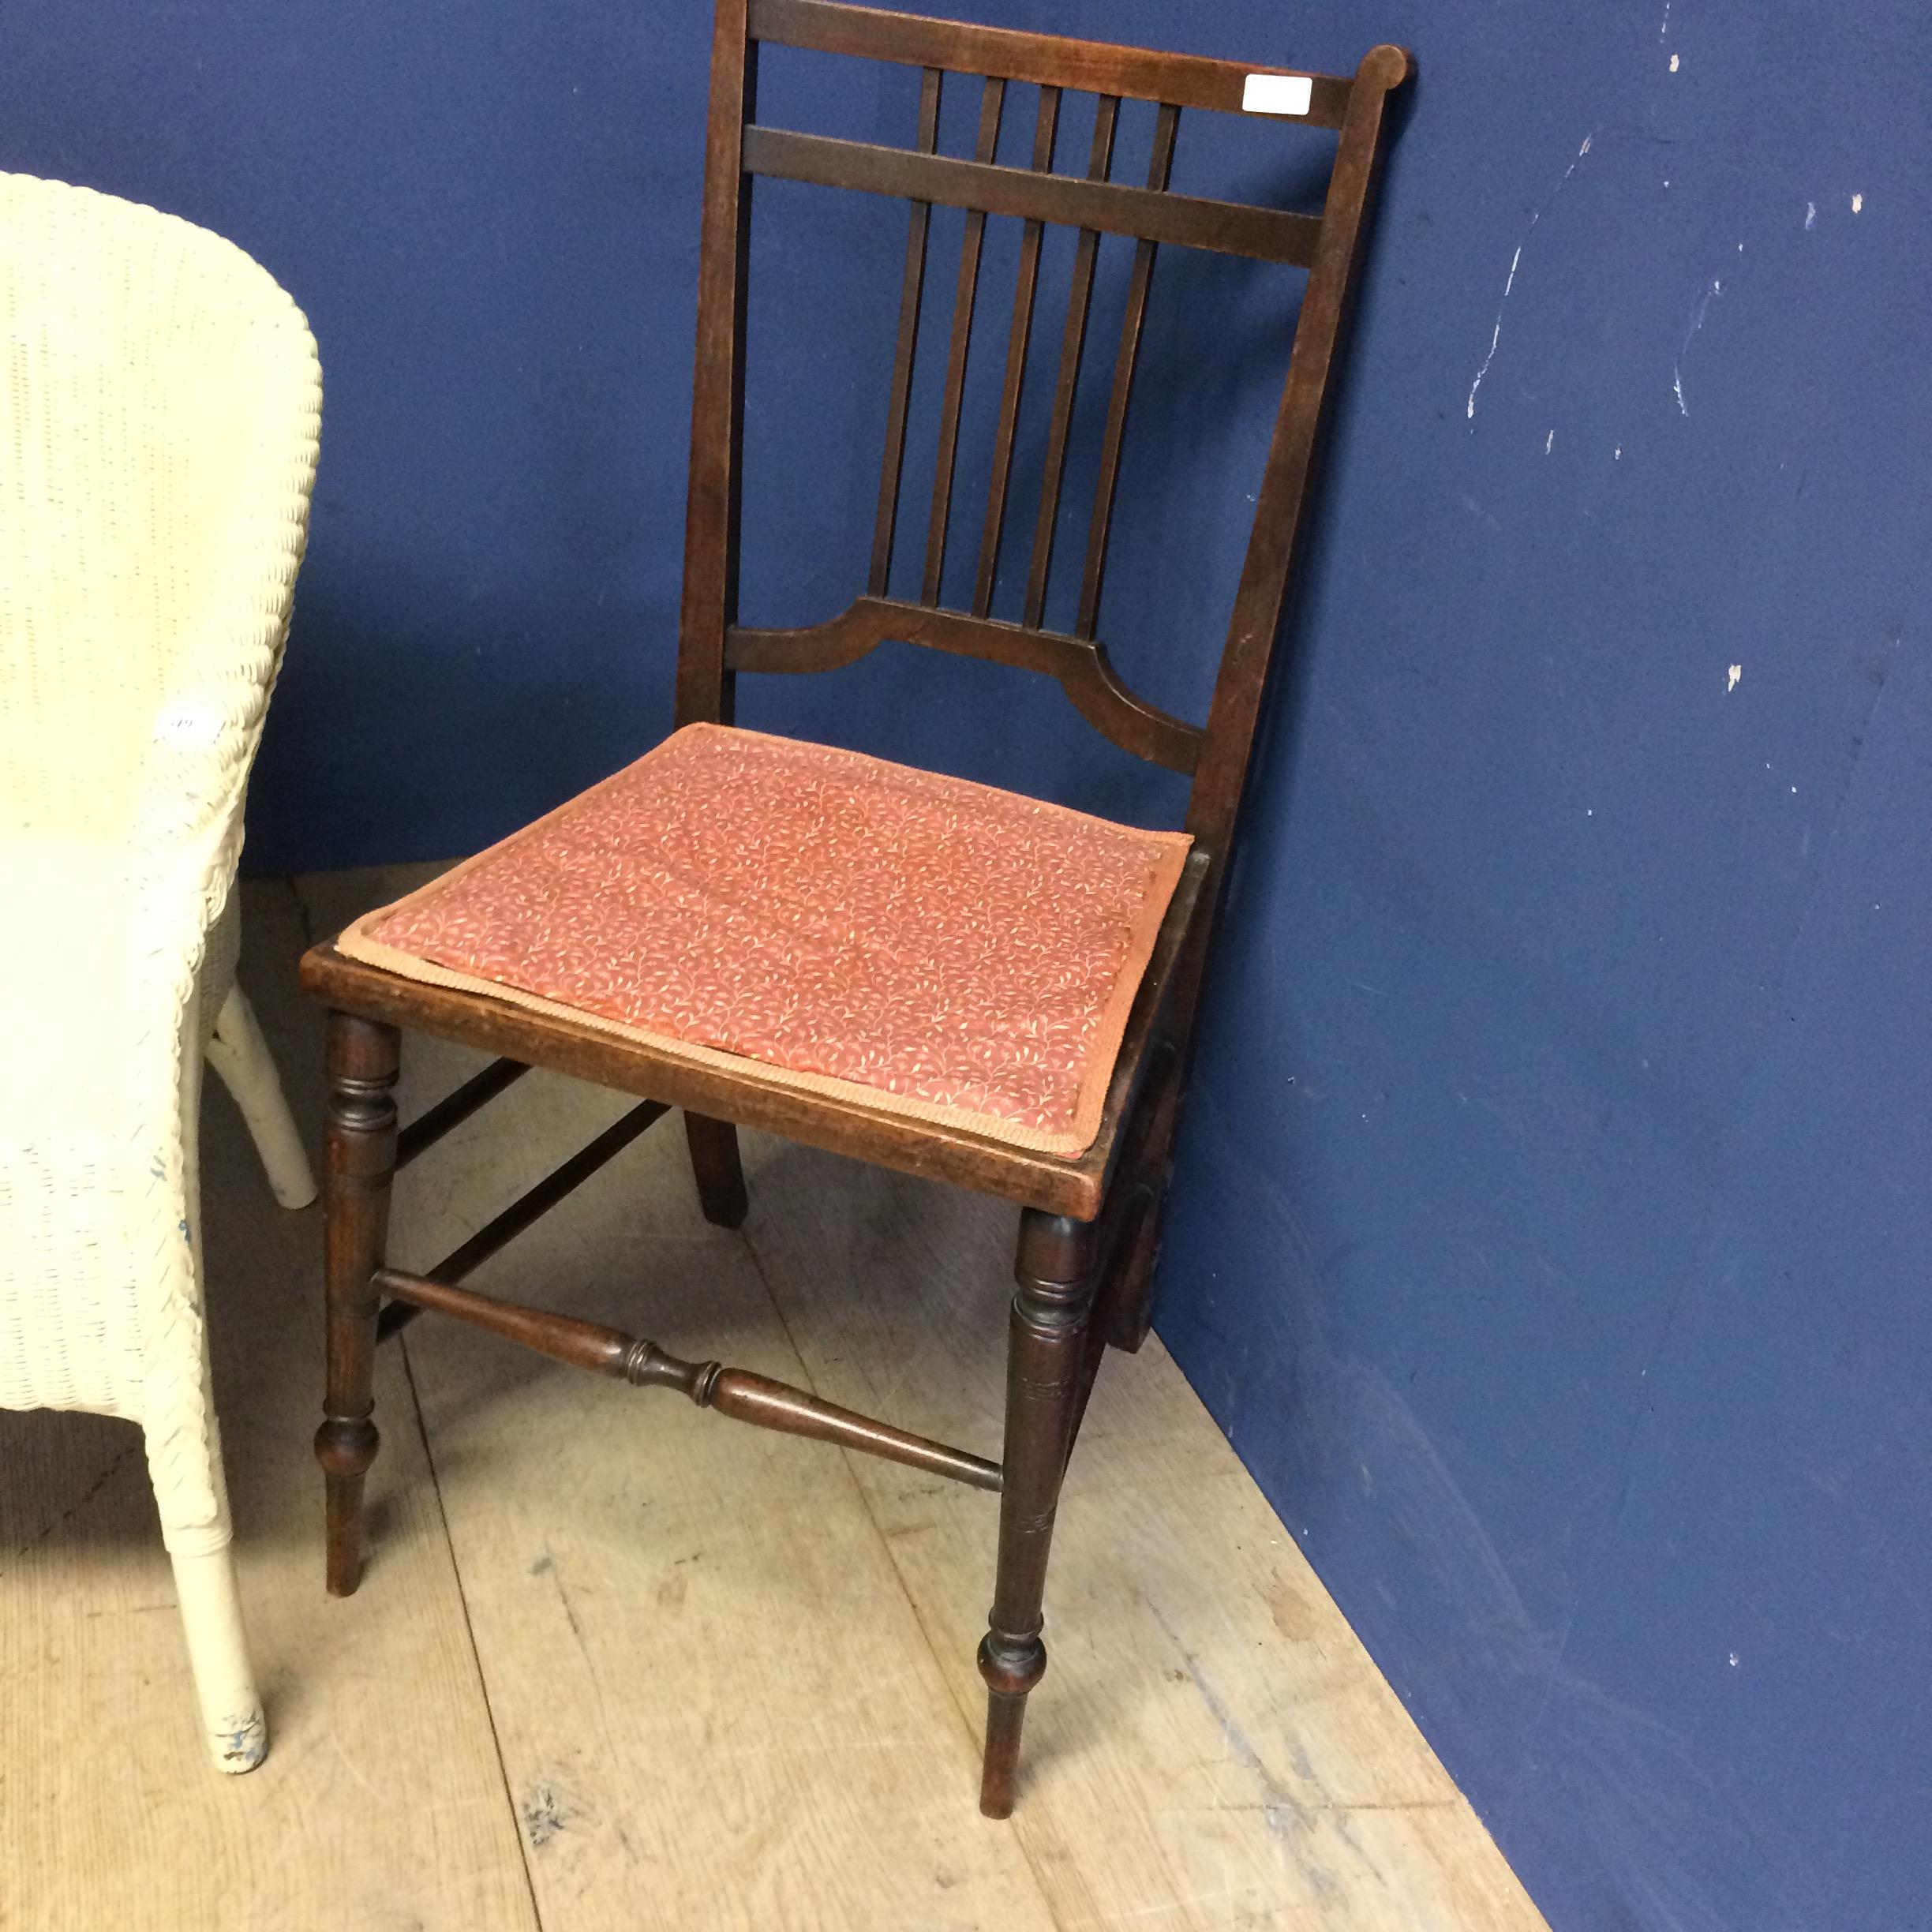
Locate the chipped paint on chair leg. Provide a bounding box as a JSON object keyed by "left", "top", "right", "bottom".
{"left": 163, "top": 1513, "right": 268, "bottom": 1773}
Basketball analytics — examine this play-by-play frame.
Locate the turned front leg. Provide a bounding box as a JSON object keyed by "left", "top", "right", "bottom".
{"left": 979, "top": 1210, "right": 1099, "bottom": 1818}
{"left": 313, "top": 1013, "right": 399, "bottom": 1596}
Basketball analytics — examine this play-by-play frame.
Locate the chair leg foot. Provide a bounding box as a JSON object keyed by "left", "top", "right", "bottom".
{"left": 684, "top": 1112, "right": 749, "bottom": 1228}
{"left": 316, "top": 1013, "right": 399, "bottom": 1597}
{"left": 977, "top": 1210, "right": 1097, "bottom": 1818}
{"left": 167, "top": 1533, "right": 268, "bottom": 1773}
{"left": 316, "top": 1424, "right": 378, "bottom": 1597}
{"left": 977, "top": 1640, "right": 1046, "bottom": 1818}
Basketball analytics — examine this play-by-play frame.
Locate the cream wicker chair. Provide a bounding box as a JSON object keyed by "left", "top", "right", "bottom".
{"left": 0, "top": 173, "right": 322, "bottom": 1770}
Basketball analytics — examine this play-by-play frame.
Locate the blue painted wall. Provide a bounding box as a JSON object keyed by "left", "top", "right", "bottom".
{"left": 6, "top": 2, "right": 1926, "bottom": 1925}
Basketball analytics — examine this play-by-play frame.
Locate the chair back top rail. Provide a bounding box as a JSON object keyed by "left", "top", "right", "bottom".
{"left": 678, "top": 0, "right": 1411, "bottom": 874}
{"left": 750, "top": 0, "right": 1356, "bottom": 127}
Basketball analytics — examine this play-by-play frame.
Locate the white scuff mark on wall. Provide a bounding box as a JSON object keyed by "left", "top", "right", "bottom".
{"left": 1851, "top": 191, "right": 1864, "bottom": 212}
{"left": 1466, "top": 132, "right": 1597, "bottom": 425}
{"left": 1467, "top": 244, "right": 1526, "bottom": 422}
{"left": 1669, "top": 51, "right": 1680, "bottom": 71}
{"left": 1727, "top": 664, "right": 1742, "bottom": 691}
{"left": 1672, "top": 277, "right": 1723, "bottom": 417}
{"left": 1545, "top": 429, "right": 1556, "bottom": 454}
{"left": 1805, "top": 200, "right": 1817, "bottom": 229}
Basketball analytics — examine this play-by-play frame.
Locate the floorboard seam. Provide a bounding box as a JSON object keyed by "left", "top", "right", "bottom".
{"left": 736, "top": 1195, "right": 1073, "bottom": 1932}
{"left": 399, "top": 1335, "right": 547, "bottom": 1931}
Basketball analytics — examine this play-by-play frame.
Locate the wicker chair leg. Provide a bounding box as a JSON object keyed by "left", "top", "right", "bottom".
{"left": 206, "top": 983, "right": 317, "bottom": 1210}
{"left": 140, "top": 990, "right": 268, "bottom": 1771}
{"left": 160, "top": 1501, "right": 267, "bottom": 1773}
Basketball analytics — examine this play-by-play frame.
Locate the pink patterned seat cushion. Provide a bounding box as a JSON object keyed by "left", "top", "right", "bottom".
{"left": 340, "top": 725, "right": 1191, "bottom": 1155}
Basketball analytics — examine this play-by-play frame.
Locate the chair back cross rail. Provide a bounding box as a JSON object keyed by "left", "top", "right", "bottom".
{"left": 308, "top": 0, "right": 1408, "bottom": 1823}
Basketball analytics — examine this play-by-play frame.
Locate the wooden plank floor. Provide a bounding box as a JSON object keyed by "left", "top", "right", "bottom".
{"left": 0, "top": 867, "right": 1548, "bottom": 1932}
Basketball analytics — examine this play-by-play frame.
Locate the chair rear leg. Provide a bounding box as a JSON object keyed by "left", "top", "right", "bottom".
{"left": 1103, "top": 1172, "right": 1171, "bottom": 1352}
{"left": 204, "top": 983, "right": 318, "bottom": 1209}
{"left": 313, "top": 1013, "right": 399, "bottom": 1596}
{"left": 1104, "top": 1072, "right": 1184, "bottom": 1353}
{"left": 978, "top": 1209, "right": 1098, "bottom": 1818}
{"left": 683, "top": 1111, "right": 749, "bottom": 1228}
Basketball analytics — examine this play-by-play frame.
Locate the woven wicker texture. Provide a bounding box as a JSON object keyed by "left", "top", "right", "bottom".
{"left": 0, "top": 171, "right": 321, "bottom": 1769}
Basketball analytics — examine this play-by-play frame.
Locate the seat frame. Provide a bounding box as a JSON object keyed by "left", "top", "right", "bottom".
{"left": 302, "top": 0, "right": 1408, "bottom": 1817}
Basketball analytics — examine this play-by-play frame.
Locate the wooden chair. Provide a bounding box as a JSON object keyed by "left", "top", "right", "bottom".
{"left": 301, "top": 0, "right": 1409, "bottom": 1816}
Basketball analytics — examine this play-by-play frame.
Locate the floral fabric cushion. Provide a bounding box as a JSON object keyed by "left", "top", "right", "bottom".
{"left": 339, "top": 724, "right": 1191, "bottom": 1155}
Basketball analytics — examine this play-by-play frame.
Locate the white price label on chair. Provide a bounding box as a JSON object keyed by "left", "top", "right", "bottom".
{"left": 1242, "top": 73, "right": 1313, "bottom": 116}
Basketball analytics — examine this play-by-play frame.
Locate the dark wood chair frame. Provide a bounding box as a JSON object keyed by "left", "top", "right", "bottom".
{"left": 302, "top": 0, "right": 1409, "bottom": 1818}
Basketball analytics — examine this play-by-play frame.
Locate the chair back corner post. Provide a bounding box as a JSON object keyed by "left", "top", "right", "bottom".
{"left": 676, "top": 0, "right": 761, "bottom": 730}
{"left": 1183, "top": 52, "right": 1406, "bottom": 879}
{"left": 1114, "top": 51, "right": 1406, "bottom": 1346}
